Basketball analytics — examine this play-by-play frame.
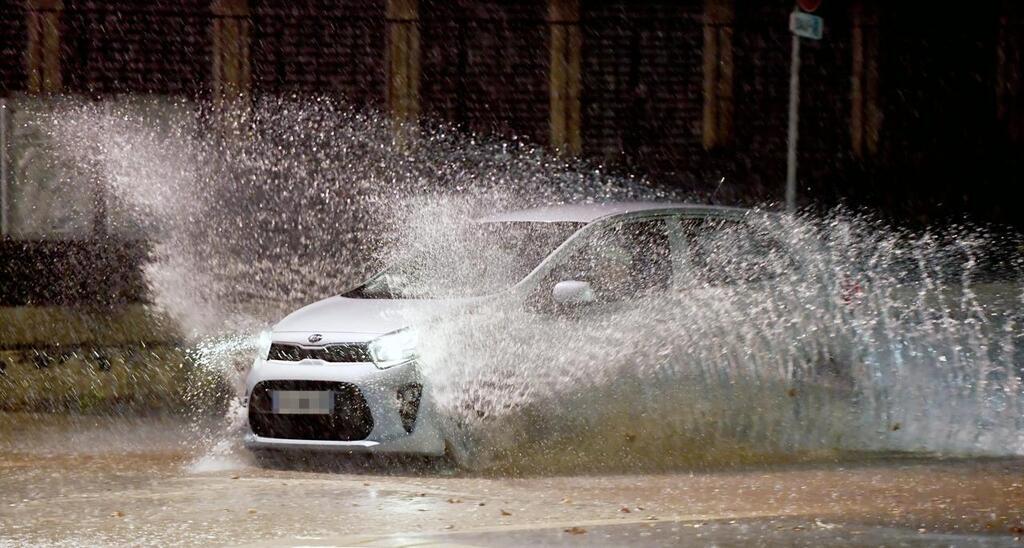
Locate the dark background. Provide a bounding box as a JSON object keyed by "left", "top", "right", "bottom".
{"left": 1, "top": 0, "right": 1022, "bottom": 306}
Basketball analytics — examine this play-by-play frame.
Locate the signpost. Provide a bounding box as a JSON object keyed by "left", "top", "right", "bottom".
{"left": 785, "top": 7, "right": 823, "bottom": 212}
{"left": 790, "top": 11, "right": 824, "bottom": 40}
{"left": 0, "top": 99, "right": 6, "bottom": 236}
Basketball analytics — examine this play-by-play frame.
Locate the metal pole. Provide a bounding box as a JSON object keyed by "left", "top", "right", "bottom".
{"left": 785, "top": 31, "right": 801, "bottom": 212}
{"left": 0, "top": 98, "right": 7, "bottom": 236}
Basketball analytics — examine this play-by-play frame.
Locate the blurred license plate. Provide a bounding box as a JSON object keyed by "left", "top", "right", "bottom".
{"left": 271, "top": 390, "right": 334, "bottom": 414}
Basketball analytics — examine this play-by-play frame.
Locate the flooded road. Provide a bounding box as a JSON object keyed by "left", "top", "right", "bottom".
{"left": 3, "top": 100, "right": 1023, "bottom": 546}
{"left": 2, "top": 414, "right": 1022, "bottom": 547}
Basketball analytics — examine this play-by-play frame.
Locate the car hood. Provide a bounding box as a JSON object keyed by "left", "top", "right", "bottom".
{"left": 271, "top": 295, "right": 469, "bottom": 342}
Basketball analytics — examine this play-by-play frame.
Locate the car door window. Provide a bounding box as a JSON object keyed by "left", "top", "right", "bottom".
{"left": 675, "top": 218, "right": 792, "bottom": 286}
{"left": 542, "top": 218, "right": 673, "bottom": 303}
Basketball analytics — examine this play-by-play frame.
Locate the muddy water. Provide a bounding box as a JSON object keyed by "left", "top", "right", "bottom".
{"left": 6, "top": 99, "right": 1024, "bottom": 545}
{"left": 1, "top": 414, "right": 1022, "bottom": 547}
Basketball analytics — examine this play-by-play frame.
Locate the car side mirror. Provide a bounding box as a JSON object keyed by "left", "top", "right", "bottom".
{"left": 552, "top": 280, "right": 596, "bottom": 306}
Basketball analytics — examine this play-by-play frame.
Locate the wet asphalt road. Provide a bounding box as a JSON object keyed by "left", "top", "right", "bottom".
{"left": 1, "top": 414, "right": 1023, "bottom": 547}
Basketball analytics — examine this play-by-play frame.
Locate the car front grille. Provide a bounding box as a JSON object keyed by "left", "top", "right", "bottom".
{"left": 248, "top": 380, "right": 374, "bottom": 441}
{"left": 268, "top": 342, "right": 371, "bottom": 363}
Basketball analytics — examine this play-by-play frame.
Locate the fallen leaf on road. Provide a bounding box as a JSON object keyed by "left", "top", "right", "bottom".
{"left": 620, "top": 506, "right": 631, "bottom": 513}
{"left": 110, "top": 511, "right": 124, "bottom": 518}
{"left": 230, "top": 475, "right": 240, "bottom": 480}
{"left": 447, "top": 498, "right": 462, "bottom": 504}
{"left": 564, "top": 527, "right": 586, "bottom": 535}
{"left": 500, "top": 509, "right": 512, "bottom": 516}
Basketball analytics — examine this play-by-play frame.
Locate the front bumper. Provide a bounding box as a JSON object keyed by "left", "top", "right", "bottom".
{"left": 242, "top": 359, "right": 445, "bottom": 456}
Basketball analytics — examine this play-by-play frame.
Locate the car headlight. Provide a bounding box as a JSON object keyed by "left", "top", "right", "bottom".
{"left": 367, "top": 328, "right": 418, "bottom": 369}
{"left": 255, "top": 330, "right": 273, "bottom": 361}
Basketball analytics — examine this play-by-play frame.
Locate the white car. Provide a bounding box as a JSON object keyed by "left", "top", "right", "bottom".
{"left": 243, "top": 202, "right": 785, "bottom": 458}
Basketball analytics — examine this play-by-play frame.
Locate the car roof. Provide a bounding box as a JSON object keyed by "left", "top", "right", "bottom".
{"left": 477, "top": 202, "right": 754, "bottom": 224}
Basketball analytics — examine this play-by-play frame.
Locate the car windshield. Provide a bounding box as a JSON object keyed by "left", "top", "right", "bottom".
{"left": 344, "top": 221, "right": 584, "bottom": 299}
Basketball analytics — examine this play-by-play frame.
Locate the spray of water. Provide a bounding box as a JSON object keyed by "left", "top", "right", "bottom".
{"left": 409, "top": 213, "right": 1024, "bottom": 472}
{"left": 30, "top": 97, "right": 1024, "bottom": 472}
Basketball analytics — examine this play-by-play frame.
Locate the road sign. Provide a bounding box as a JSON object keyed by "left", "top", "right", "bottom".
{"left": 797, "top": 0, "right": 822, "bottom": 13}
{"left": 789, "top": 11, "right": 824, "bottom": 40}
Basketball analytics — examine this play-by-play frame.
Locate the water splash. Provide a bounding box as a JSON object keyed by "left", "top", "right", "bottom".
{"left": 31, "top": 97, "right": 1024, "bottom": 472}
{"left": 42, "top": 96, "right": 658, "bottom": 332}
{"left": 410, "top": 213, "right": 1024, "bottom": 471}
